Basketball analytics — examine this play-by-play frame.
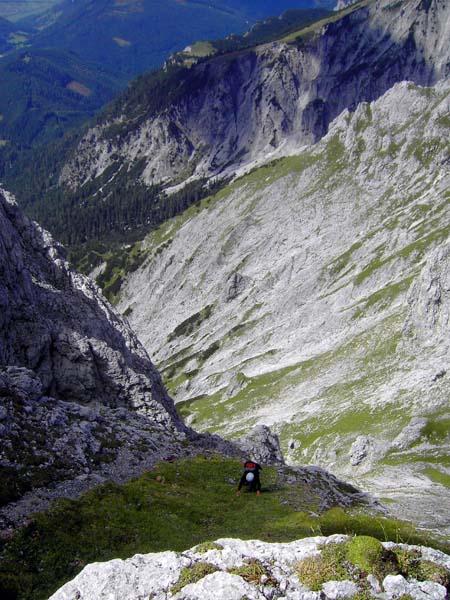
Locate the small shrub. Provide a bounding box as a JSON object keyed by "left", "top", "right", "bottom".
{"left": 320, "top": 541, "right": 349, "bottom": 572}
{"left": 319, "top": 507, "right": 350, "bottom": 534}
{"left": 393, "top": 548, "right": 421, "bottom": 576}
{"left": 171, "top": 562, "right": 218, "bottom": 594}
{"left": 392, "top": 548, "right": 450, "bottom": 587}
{"left": 415, "top": 560, "right": 450, "bottom": 587}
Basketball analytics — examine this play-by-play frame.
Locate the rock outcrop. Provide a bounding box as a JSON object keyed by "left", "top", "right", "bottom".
{"left": 0, "top": 188, "right": 181, "bottom": 428}
{"left": 49, "top": 535, "right": 450, "bottom": 600}
{"left": 60, "top": 0, "right": 450, "bottom": 193}
{"left": 0, "top": 365, "right": 188, "bottom": 531}
{"left": 235, "top": 424, "right": 285, "bottom": 466}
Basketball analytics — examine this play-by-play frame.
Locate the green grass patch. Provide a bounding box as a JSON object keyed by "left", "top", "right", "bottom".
{"left": 421, "top": 418, "right": 450, "bottom": 443}
{"left": 230, "top": 558, "right": 277, "bottom": 586}
{"left": 317, "top": 507, "right": 446, "bottom": 549}
{"left": 352, "top": 276, "right": 414, "bottom": 319}
{"left": 405, "top": 138, "right": 445, "bottom": 168}
{"left": 168, "top": 304, "right": 215, "bottom": 341}
{"left": 354, "top": 245, "right": 390, "bottom": 286}
{"left": 287, "top": 402, "right": 408, "bottom": 458}
{"left": 376, "top": 141, "right": 403, "bottom": 159}
{"left": 193, "top": 541, "right": 223, "bottom": 553}
{"left": 326, "top": 239, "right": 364, "bottom": 279}
{"left": 422, "top": 468, "right": 450, "bottom": 489}
{"left": 296, "top": 531, "right": 450, "bottom": 594}
{"left": 162, "top": 341, "right": 221, "bottom": 397}
{"left": 233, "top": 152, "right": 320, "bottom": 193}
{"left": 437, "top": 114, "right": 450, "bottom": 128}
{"left": 171, "top": 561, "right": 218, "bottom": 594}
{"left": 1, "top": 458, "right": 447, "bottom": 600}
{"left": 382, "top": 453, "right": 450, "bottom": 469}
{"left": 185, "top": 41, "right": 216, "bottom": 58}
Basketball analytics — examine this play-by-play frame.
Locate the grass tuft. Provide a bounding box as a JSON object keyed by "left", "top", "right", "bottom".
{"left": 171, "top": 562, "right": 218, "bottom": 594}
{"left": 230, "top": 558, "right": 277, "bottom": 586}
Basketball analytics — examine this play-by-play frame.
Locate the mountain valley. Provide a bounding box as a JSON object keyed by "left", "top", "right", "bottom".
{"left": 0, "top": 0, "right": 450, "bottom": 598}
{"left": 0, "top": 0, "right": 333, "bottom": 166}
{"left": 43, "top": 0, "right": 450, "bottom": 530}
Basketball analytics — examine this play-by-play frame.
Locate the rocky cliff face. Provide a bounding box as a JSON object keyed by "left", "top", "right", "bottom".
{"left": 60, "top": 0, "right": 450, "bottom": 193}
{"left": 0, "top": 365, "right": 187, "bottom": 530}
{"left": 0, "top": 188, "right": 180, "bottom": 426}
{"left": 116, "top": 76, "right": 450, "bottom": 529}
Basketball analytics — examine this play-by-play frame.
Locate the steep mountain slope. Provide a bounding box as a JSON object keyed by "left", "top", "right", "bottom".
{"left": 116, "top": 77, "right": 450, "bottom": 529}
{"left": 0, "top": 188, "right": 179, "bottom": 421}
{"left": 59, "top": 0, "right": 449, "bottom": 206}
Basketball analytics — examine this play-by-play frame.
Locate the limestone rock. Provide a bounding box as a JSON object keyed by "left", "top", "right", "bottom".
{"left": 382, "top": 573, "right": 447, "bottom": 600}
{"left": 225, "top": 272, "right": 249, "bottom": 302}
{"left": 322, "top": 580, "right": 358, "bottom": 599}
{"left": 349, "top": 436, "right": 372, "bottom": 466}
{"left": 382, "top": 574, "right": 409, "bottom": 597}
{"left": 49, "top": 535, "right": 450, "bottom": 600}
{"left": 235, "top": 424, "right": 285, "bottom": 465}
{"left": 402, "top": 242, "right": 450, "bottom": 357}
{"left": 391, "top": 418, "right": 428, "bottom": 450}
{"left": 173, "top": 571, "right": 264, "bottom": 600}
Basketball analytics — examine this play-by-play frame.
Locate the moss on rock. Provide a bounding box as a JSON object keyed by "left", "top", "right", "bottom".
{"left": 171, "top": 562, "right": 218, "bottom": 594}
{"left": 346, "top": 535, "right": 398, "bottom": 580}
{"left": 193, "top": 541, "right": 223, "bottom": 554}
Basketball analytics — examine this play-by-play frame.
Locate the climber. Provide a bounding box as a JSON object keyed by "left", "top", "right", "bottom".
{"left": 236, "top": 460, "right": 262, "bottom": 496}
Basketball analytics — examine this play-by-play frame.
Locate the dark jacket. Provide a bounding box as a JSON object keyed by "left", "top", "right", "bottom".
{"left": 238, "top": 460, "right": 262, "bottom": 492}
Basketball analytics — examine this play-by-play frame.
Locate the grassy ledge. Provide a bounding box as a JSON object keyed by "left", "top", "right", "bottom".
{"left": 0, "top": 457, "right": 449, "bottom": 600}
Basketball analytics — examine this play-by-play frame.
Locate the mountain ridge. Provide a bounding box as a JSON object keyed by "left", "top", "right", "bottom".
{"left": 59, "top": 0, "right": 449, "bottom": 199}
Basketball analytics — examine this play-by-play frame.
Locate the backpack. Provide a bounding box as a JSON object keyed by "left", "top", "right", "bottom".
{"left": 244, "top": 461, "right": 258, "bottom": 471}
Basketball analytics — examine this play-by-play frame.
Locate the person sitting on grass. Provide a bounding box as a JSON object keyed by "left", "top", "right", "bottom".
{"left": 236, "top": 460, "right": 262, "bottom": 496}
